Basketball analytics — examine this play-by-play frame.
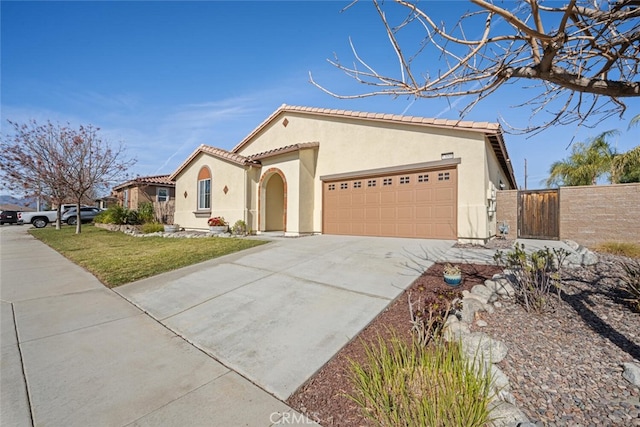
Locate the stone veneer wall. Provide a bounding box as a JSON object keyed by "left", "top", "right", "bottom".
{"left": 496, "top": 184, "right": 640, "bottom": 247}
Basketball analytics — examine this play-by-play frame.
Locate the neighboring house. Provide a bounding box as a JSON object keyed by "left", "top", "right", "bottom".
{"left": 95, "top": 196, "right": 118, "bottom": 210}
{"left": 112, "top": 175, "right": 176, "bottom": 224}
{"left": 170, "top": 105, "right": 517, "bottom": 242}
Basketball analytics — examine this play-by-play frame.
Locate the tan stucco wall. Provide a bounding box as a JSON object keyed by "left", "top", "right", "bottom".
{"left": 237, "top": 113, "right": 498, "bottom": 240}
{"left": 173, "top": 153, "right": 248, "bottom": 230}
{"left": 173, "top": 111, "right": 511, "bottom": 239}
{"left": 256, "top": 150, "right": 318, "bottom": 235}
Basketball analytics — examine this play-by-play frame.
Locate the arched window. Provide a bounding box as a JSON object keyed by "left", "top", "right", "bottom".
{"left": 197, "top": 167, "right": 211, "bottom": 210}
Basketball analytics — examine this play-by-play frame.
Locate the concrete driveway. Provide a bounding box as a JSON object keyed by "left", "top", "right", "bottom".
{"left": 116, "top": 235, "right": 459, "bottom": 400}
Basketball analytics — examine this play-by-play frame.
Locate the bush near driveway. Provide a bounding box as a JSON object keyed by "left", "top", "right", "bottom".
{"left": 30, "top": 225, "right": 268, "bottom": 287}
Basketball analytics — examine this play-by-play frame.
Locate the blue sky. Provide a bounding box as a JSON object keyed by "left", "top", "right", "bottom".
{"left": 2, "top": 0, "right": 638, "bottom": 192}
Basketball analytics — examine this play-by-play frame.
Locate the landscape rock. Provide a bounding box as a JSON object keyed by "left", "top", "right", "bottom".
{"left": 564, "top": 242, "right": 599, "bottom": 267}
{"left": 490, "top": 364, "right": 511, "bottom": 393}
{"left": 461, "top": 298, "right": 487, "bottom": 323}
{"left": 488, "top": 401, "right": 531, "bottom": 427}
{"left": 485, "top": 279, "right": 515, "bottom": 298}
{"left": 622, "top": 362, "right": 640, "bottom": 387}
{"left": 476, "top": 320, "right": 488, "bottom": 327}
{"left": 460, "top": 332, "right": 508, "bottom": 364}
{"left": 472, "top": 284, "right": 498, "bottom": 303}
{"left": 444, "top": 314, "right": 459, "bottom": 328}
{"left": 443, "top": 321, "right": 470, "bottom": 342}
{"left": 563, "top": 239, "right": 581, "bottom": 251}
{"left": 463, "top": 290, "right": 489, "bottom": 305}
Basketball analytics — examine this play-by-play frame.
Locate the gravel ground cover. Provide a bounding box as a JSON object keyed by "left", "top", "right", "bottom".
{"left": 476, "top": 253, "right": 640, "bottom": 426}
{"left": 287, "top": 252, "right": 640, "bottom": 426}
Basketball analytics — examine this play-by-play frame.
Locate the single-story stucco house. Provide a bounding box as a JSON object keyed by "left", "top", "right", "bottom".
{"left": 169, "top": 105, "right": 516, "bottom": 243}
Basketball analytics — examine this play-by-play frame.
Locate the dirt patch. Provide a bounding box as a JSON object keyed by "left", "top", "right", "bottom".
{"left": 286, "top": 262, "right": 502, "bottom": 427}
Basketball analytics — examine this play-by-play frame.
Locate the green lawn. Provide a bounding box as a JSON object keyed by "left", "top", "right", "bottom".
{"left": 30, "top": 225, "right": 268, "bottom": 287}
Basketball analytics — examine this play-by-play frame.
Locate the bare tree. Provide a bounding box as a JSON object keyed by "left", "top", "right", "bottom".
{"left": 0, "top": 120, "right": 74, "bottom": 229}
{"left": 56, "top": 124, "right": 136, "bottom": 233}
{"left": 0, "top": 120, "right": 135, "bottom": 233}
{"left": 311, "top": 0, "right": 640, "bottom": 133}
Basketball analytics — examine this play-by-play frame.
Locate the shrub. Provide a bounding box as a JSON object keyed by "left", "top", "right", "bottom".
{"left": 231, "top": 219, "right": 248, "bottom": 235}
{"left": 594, "top": 242, "right": 640, "bottom": 258}
{"left": 92, "top": 205, "right": 140, "bottom": 225}
{"left": 620, "top": 260, "right": 640, "bottom": 312}
{"left": 125, "top": 209, "right": 140, "bottom": 225}
{"left": 141, "top": 222, "right": 165, "bottom": 234}
{"left": 493, "top": 243, "right": 569, "bottom": 313}
{"left": 348, "top": 334, "right": 494, "bottom": 427}
{"left": 94, "top": 205, "right": 128, "bottom": 224}
{"left": 137, "top": 202, "right": 155, "bottom": 224}
{"left": 408, "top": 288, "right": 461, "bottom": 347}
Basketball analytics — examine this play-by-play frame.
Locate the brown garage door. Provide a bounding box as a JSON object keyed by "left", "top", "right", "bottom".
{"left": 323, "top": 167, "right": 457, "bottom": 239}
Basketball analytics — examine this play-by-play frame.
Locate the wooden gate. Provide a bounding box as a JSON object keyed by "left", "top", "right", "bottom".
{"left": 518, "top": 190, "right": 559, "bottom": 239}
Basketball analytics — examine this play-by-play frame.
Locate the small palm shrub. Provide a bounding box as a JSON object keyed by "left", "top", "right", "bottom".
{"left": 620, "top": 260, "right": 640, "bottom": 312}
{"left": 494, "top": 243, "right": 569, "bottom": 313}
{"left": 93, "top": 205, "right": 140, "bottom": 225}
{"left": 137, "top": 202, "right": 155, "bottom": 224}
{"left": 348, "top": 334, "right": 494, "bottom": 427}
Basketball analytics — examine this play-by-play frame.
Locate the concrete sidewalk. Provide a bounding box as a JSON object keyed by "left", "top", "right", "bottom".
{"left": 0, "top": 226, "right": 315, "bottom": 427}
{"left": 1, "top": 225, "right": 579, "bottom": 426}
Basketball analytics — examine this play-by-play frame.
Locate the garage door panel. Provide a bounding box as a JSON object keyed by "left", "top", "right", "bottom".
{"left": 351, "top": 208, "right": 365, "bottom": 221}
{"left": 338, "top": 223, "right": 352, "bottom": 234}
{"left": 365, "top": 223, "right": 380, "bottom": 235}
{"left": 397, "top": 189, "right": 414, "bottom": 203}
{"left": 435, "top": 206, "right": 454, "bottom": 219}
{"left": 415, "top": 205, "right": 432, "bottom": 220}
{"left": 351, "top": 223, "right": 365, "bottom": 234}
{"left": 397, "top": 223, "right": 414, "bottom": 237}
{"left": 415, "top": 188, "right": 433, "bottom": 202}
{"left": 397, "top": 206, "right": 413, "bottom": 220}
{"left": 365, "top": 207, "right": 379, "bottom": 220}
{"left": 380, "top": 223, "right": 396, "bottom": 236}
{"left": 323, "top": 167, "right": 457, "bottom": 239}
{"left": 352, "top": 193, "right": 365, "bottom": 205}
{"left": 339, "top": 194, "right": 352, "bottom": 204}
{"left": 380, "top": 191, "right": 396, "bottom": 204}
{"left": 435, "top": 187, "right": 455, "bottom": 202}
{"left": 380, "top": 207, "right": 396, "bottom": 221}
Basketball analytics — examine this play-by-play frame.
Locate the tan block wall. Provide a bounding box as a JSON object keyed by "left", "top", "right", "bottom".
{"left": 496, "top": 190, "right": 518, "bottom": 240}
{"left": 559, "top": 183, "right": 640, "bottom": 247}
{"left": 496, "top": 184, "right": 640, "bottom": 247}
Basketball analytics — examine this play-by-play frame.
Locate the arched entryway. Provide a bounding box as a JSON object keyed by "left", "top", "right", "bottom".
{"left": 260, "top": 169, "right": 287, "bottom": 232}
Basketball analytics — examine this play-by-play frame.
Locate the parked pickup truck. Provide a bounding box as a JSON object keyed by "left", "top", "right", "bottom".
{"left": 18, "top": 210, "right": 59, "bottom": 228}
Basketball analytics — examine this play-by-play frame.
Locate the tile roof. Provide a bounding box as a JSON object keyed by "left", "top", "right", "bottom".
{"left": 113, "top": 175, "right": 175, "bottom": 191}
{"left": 247, "top": 142, "right": 319, "bottom": 161}
{"left": 231, "top": 104, "right": 502, "bottom": 153}
{"left": 168, "top": 144, "right": 254, "bottom": 181}
{"left": 229, "top": 104, "right": 515, "bottom": 188}
{"left": 168, "top": 105, "right": 516, "bottom": 189}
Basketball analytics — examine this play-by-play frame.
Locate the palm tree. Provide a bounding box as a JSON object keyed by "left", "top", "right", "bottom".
{"left": 546, "top": 131, "right": 618, "bottom": 188}
{"left": 612, "top": 114, "right": 640, "bottom": 183}
{"left": 612, "top": 145, "right": 640, "bottom": 184}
